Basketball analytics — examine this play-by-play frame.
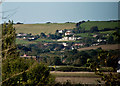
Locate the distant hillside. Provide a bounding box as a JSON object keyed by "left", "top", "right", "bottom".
{"left": 78, "top": 44, "right": 120, "bottom": 51}
{"left": 13, "top": 21, "right": 119, "bottom": 35}
{"left": 14, "top": 23, "right": 76, "bottom": 35}
{"left": 80, "top": 21, "right": 119, "bottom": 30}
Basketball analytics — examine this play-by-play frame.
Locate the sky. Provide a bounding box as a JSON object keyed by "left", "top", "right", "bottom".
{"left": 1, "top": 2, "right": 118, "bottom": 24}
{"left": 2, "top": 0, "right": 120, "bottom": 2}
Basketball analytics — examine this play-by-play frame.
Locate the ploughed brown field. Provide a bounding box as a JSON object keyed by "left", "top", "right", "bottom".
{"left": 50, "top": 71, "right": 105, "bottom": 84}
{"left": 78, "top": 44, "right": 120, "bottom": 51}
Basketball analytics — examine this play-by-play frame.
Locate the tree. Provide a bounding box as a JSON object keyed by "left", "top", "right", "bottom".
{"left": 40, "top": 32, "right": 46, "bottom": 38}
{"left": 2, "top": 21, "right": 55, "bottom": 85}
{"left": 108, "top": 35, "right": 114, "bottom": 44}
{"left": 113, "top": 29, "right": 120, "bottom": 43}
{"left": 53, "top": 57, "right": 62, "bottom": 65}
{"left": 89, "top": 49, "right": 120, "bottom": 85}
{"left": 90, "top": 26, "right": 99, "bottom": 33}
{"left": 2, "top": 20, "right": 19, "bottom": 59}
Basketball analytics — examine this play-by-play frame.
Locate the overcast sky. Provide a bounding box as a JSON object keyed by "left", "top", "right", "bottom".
{"left": 2, "top": 2, "right": 118, "bottom": 24}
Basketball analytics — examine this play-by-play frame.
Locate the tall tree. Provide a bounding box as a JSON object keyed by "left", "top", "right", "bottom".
{"left": 2, "top": 20, "right": 19, "bottom": 59}
{"left": 1, "top": 21, "right": 55, "bottom": 86}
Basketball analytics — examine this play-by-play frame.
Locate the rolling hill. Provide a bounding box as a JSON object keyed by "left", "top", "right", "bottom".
{"left": 14, "top": 23, "right": 76, "bottom": 35}
{"left": 13, "top": 21, "right": 119, "bottom": 35}
{"left": 80, "top": 21, "right": 119, "bottom": 30}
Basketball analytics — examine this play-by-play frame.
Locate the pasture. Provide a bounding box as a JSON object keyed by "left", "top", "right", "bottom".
{"left": 80, "top": 21, "right": 119, "bottom": 30}
{"left": 13, "top": 21, "right": 119, "bottom": 35}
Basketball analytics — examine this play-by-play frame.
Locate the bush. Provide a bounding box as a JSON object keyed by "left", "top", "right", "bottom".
{"left": 90, "top": 26, "right": 99, "bottom": 33}
{"left": 55, "top": 67, "right": 92, "bottom": 72}
{"left": 2, "top": 58, "right": 55, "bottom": 86}
{"left": 50, "top": 66, "right": 113, "bottom": 72}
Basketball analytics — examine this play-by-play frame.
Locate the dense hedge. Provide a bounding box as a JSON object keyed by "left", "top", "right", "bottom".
{"left": 50, "top": 66, "right": 113, "bottom": 72}
{"left": 55, "top": 67, "right": 92, "bottom": 72}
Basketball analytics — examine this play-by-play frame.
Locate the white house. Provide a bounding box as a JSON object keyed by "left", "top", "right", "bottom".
{"left": 17, "top": 33, "right": 27, "bottom": 37}
{"left": 57, "top": 36, "right": 76, "bottom": 41}
{"left": 97, "top": 39, "right": 106, "bottom": 42}
{"left": 65, "top": 30, "right": 73, "bottom": 36}
{"left": 62, "top": 43, "right": 68, "bottom": 46}
{"left": 58, "top": 30, "right": 63, "bottom": 33}
{"left": 117, "top": 60, "right": 120, "bottom": 73}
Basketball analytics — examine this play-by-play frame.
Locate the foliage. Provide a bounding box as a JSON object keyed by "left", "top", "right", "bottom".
{"left": 89, "top": 49, "right": 120, "bottom": 85}
{"left": 2, "top": 58, "right": 55, "bottom": 86}
{"left": 90, "top": 26, "right": 99, "bottom": 33}
{"left": 2, "top": 21, "right": 19, "bottom": 59}
{"left": 53, "top": 57, "right": 62, "bottom": 65}
{"left": 113, "top": 29, "right": 120, "bottom": 43}
{"left": 2, "top": 21, "right": 55, "bottom": 86}
{"left": 64, "top": 50, "right": 92, "bottom": 66}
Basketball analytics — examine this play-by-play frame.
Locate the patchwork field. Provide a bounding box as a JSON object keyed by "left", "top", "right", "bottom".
{"left": 13, "top": 21, "right": 119, "bottom": 35}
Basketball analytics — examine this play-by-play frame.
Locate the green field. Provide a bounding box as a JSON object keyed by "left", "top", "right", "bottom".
{"left": 14, "top": 23, "right": 76, "bottom": 35}
{"left": 16, "top": 38, "right": 58, "bottom": 44}
{"left": 13, "top": 21, "right": 119, "bottom": 35}
{"left": 35, "top": 38, "right": 57, "bottom": 43}
{"left": 80, "top": 21, "right": 119, "bottom": 30}
{"left": 75, "top": 33, "right": 95, "bottom": 37}
{"left": 16, "top": 38, "right": 37, "bottom": 44}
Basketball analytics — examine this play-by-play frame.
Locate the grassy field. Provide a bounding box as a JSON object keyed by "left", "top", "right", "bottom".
{"left": 99, "top": 30, "right": 116, "bottom": 34}
{"left": 80, "top": 21, "right": 119, "bottom": 30}
{"left": 35, "top": 38, "right": 57, "bottom": 43}
{"left": 16, "top": 38, "right": 37, "bottom": 44}
{"left": 16, "top": 38, "right": 58, "bottom": 44}
{"left": 75, "top": 33, "right": 95, "bottom": 37}
{"left": 13, "top": 21, "right": 119, "bottom": 35}
{"left": 14, "top": 23, "right": 76, "bottom": 35}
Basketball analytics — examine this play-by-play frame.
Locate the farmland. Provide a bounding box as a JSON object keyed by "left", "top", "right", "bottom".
{"left": 50, "top": 71, "right": 104, "bottom": 84}
{"left": 2, "top": 21, "right": 120, "bottom": 85}
{"left": 14, "top": 21, "right": 119, "bottom": 35}
{"left": 78, "top": 44, "right": 120, "bottom": 51}
{"left": 80, "top": 21, "right": 119, "bottom": 30}
{"left": 14, "top": 23, "right": 76, "bottom": 35}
